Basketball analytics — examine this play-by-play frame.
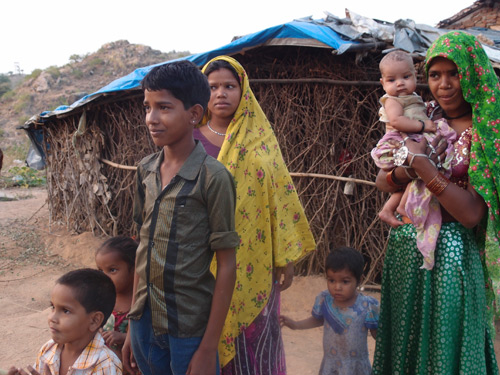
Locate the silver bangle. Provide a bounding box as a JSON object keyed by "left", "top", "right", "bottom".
{"left": 408, "top": 152, "right": 429, "bottom": 168}
{"left": 403, "top": 167, "right": 418, "bottom": 180}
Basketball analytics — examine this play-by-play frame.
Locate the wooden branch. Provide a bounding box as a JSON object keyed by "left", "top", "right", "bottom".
{"left": 290, "top": 172, "right": 376, "bottom": 186}
{"left": 99, "top": 158, "right": 376, "bottom": 186}
{"left": 100, "top": 158, "right": 137, "bottom": 171}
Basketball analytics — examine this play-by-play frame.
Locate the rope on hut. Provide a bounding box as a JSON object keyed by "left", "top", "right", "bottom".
{"left": 98, "top": 158, "right": 376, "bottom": 186}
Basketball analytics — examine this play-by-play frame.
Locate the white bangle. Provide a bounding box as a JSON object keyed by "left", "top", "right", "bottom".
{"left": 403, "top": 168, "right": 418, "bottom": 180}
{"left": 408, "top": 152, "right": 428, "bottom": 168}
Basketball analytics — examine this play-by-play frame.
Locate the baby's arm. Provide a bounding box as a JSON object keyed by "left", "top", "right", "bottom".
{"left": 384, "top": 97, "right": 436, "bottom": 133}
{"left": 279, "top": 315, "right": 323, "bottom": 330}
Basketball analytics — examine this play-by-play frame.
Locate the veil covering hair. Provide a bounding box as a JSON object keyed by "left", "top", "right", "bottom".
{"left": 426, "top": 31, "right": 500, "bottom": 320}
{"left": 201, "top": 55, "right": 316, "bottom": 366}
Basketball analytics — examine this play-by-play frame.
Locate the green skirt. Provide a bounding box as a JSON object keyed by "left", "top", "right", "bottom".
{"left": 372, "top": 222, "right": 498, "bottom": 374}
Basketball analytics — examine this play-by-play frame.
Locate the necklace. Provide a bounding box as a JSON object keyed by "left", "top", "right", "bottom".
{"left": 443, "top": 108, "right": 472, "bottom": 120}
{"left": 207, "top": 121, "right": 226, "bottom": 136}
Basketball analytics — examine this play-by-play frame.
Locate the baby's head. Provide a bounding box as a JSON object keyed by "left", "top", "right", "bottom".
{"left": 48, "top": 268, "right": 116, "bottom": 345}
{"left": 379, "top": 50, "right": 417, "bottom": 97}
{"left": 325, "top": 246, "right": 365, "bottom": 306}
{"left": 95, "top": 236, "right": 137, "bottom": 294}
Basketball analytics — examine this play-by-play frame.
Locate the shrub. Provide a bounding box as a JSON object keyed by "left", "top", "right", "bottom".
{"left": 0, "top": 74, "right": 11, "bottom": 97}
{"left": 13, "top": 93, "right": 32, "bottom": 113}
{"left": 8, "top": 166, "right": 46, "bottom": 188}
{"left": 71, "top": 68, "right": 84, "bottom": 79}
{"left": 25, "top": 69, "right": 42, "bottom": 81}
{"left": 89, "top": 57, "right": 105, "bottom": 68}
{"left": 46, "top": 66, "right": 60, "bottom": 80}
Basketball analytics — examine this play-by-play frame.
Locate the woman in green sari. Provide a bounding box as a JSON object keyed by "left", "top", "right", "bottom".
{"left": 373, "top": 31, "right": 500, "bottom": 374}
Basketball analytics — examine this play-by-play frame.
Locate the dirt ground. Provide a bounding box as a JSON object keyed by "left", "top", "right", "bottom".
{"left": 0, "top": 187, "right": 372, "bottom": 374}
{"left": 0, "top": 187, "right": 497, "bottom": 374}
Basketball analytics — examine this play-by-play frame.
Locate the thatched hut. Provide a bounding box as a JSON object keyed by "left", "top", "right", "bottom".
{"left": 22, "top": 11, "right": 500, "bottom": 282}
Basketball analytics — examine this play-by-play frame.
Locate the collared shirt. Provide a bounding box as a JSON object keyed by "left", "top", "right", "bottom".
{"left": 130, "top": 141, "right": 239, "bottom": 337}
{"left": 34, "top": 332, "right": 122, "bottom": 375}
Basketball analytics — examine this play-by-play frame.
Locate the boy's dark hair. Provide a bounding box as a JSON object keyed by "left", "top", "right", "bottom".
{"left": 141, "top": 60, "right": 210, "bottom": 111}
{"left": 56, "top": 268, "right": 116, "bottom": 327}
{"left": 204, "top": 60, "right": 241, "bottom": 86}
{"left": 96, "top": 236, "right": 138, "bottom": 270}
{"left": 325, "top": 246, "right": 365, "bottom": 283}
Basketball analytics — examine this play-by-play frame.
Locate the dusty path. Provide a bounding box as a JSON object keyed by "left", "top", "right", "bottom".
{"left": 2, "top": 187, "right": 497, "bottom": 374}
{"left": 0, "top": 187, "right": 367, "bottom": 374}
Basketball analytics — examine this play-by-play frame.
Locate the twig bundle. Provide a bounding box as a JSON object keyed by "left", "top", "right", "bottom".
{"left": 40, "top": 46, "right": 409, "bottom": 282}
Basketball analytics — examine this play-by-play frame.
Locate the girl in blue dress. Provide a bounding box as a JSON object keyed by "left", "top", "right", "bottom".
{"left": 280, "top": 247, "right": 379, "bottom": 375}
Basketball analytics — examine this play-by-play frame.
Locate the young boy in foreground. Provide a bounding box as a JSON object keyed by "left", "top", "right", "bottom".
{"left": 122, "top": 61, "right": 238, "bottom": 375}
{"left": 8, "top": 268, "right": 122, "bottom": 375}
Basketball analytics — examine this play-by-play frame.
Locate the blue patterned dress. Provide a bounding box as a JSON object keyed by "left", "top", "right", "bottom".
{"left": 312, "top": 291, "right": 379, "bottom": 375}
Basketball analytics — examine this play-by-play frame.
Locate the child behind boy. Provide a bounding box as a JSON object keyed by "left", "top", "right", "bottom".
{"left": 122, "top": 61, "right": 239, "bottom": 375}
{"left": 96, "top": 236, "right": 137, "bottom": 358}
{"left": 8, "top": 268, "right": 122, "bottom": 375}
{"left": 280, "top": 247, "right": 379, "bottom": 375}
{"left": 371, "top": 50, "right": 456, "bottom": 270}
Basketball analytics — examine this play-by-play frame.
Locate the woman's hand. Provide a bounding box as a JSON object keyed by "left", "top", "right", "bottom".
{"left": 400, "top": 132, "right": 446, "bottom": 172}
{"left": 274, "top": 262, "right": 294, "bottom": 291}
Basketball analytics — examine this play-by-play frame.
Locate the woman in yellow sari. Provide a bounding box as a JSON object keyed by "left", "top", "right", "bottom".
{"left": 194, "top": 55, "right": 316, "bottom": 374}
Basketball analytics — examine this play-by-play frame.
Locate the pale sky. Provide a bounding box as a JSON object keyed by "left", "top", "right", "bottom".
{"left": 1, "top": 0, "right": 475, "bottom": 75}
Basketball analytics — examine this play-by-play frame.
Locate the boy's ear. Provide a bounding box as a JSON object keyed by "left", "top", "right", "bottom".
{"left": 189, "top": 104, "right": 205, "bottom": 125}
{"left": 88, "top": 311, "right": 105, "bottom": 332}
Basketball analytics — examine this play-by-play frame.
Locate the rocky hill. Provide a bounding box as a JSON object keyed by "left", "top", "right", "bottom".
{"left": 0, "top": 40, "right": 189, "bottom": 167}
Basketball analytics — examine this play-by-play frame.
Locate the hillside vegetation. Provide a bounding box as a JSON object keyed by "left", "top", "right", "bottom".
{"left": 0, "top": 40, "right": 189, "bottom": 171}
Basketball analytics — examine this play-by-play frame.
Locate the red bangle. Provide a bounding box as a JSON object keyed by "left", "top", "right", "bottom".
{"left": 386, "top": 169, "right": 405, "bottom": 190}
{"left": 426, "top": 173, "right": 450, "bottom": 196}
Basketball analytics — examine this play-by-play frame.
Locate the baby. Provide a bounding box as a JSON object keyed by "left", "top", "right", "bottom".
{"left": 374, "top": 50, "right": 436, "bottom": 225}
{"left": 371, "top": 50, "right": 456, "bottom": 270}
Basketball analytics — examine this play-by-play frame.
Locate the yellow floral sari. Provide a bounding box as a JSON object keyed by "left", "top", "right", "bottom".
{"left": 201, "top": 56, "right": 316, "bottom": 371}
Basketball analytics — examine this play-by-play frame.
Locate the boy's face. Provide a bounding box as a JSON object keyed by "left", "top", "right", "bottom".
{"left": 143, "top": 89, "right": 195, "bottom": 148}
{"left": 380, "top": 60, "right": 417, "bottom": 97}
{"left": 326, "top": 268, "right": 358, "bottom": 308}
{"left": 48, "top": 283, "right": 98, "bottom": 347}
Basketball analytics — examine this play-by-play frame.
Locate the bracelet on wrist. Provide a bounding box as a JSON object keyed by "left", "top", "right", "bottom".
{"left": 408, "top": 152, "right": 429, "bottom": 168}
{"left": 403, "top": 167, "right": 418, "bottom": 180}
{"left": 418, "top": 120, "right": 425, "bottom": 133}
{"left": 386, "top": 168, "right": 405, "bottom": 189}
{"left": 426, "top": 172, "right": 450, "bottom": 196}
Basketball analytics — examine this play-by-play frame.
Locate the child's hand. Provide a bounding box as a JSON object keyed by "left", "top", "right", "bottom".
{"left": 424, "top": 119, "right": 437, "bottom": 133}
{"left": 279, "top": 315, "right": 297, "bottom": 330}
{"left": 101, "top": 330, "right": 126, "bottom": 347}
{"left": 7, "top": 365, "right": 44, "bottom": 375}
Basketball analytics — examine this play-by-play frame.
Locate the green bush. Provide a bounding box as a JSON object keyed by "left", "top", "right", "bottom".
{"left": 0, "top": 90, "right": 15, "bottom": 101}
{"left": 8, "top": 166, "right": 46, "bottom": 188}
{"left": 0, "top": 74, "right": 11, "bottom": 97}
{"left": 89, "top": 57, "right": 105, "bottom": 68}
{"left": 13, "top": 93, "right": 32, "bottom": 113}
{"left": 46, "top": 66, "right": 60, "bottom": 80}
{"left": 25, "top": 69, "right": 42, "bottom": 81}
{"left": 71, "top": 68, "right": 84, "bottom": 79}
{"left": 69, "top": 54, "right": 83, "bottom": 63}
